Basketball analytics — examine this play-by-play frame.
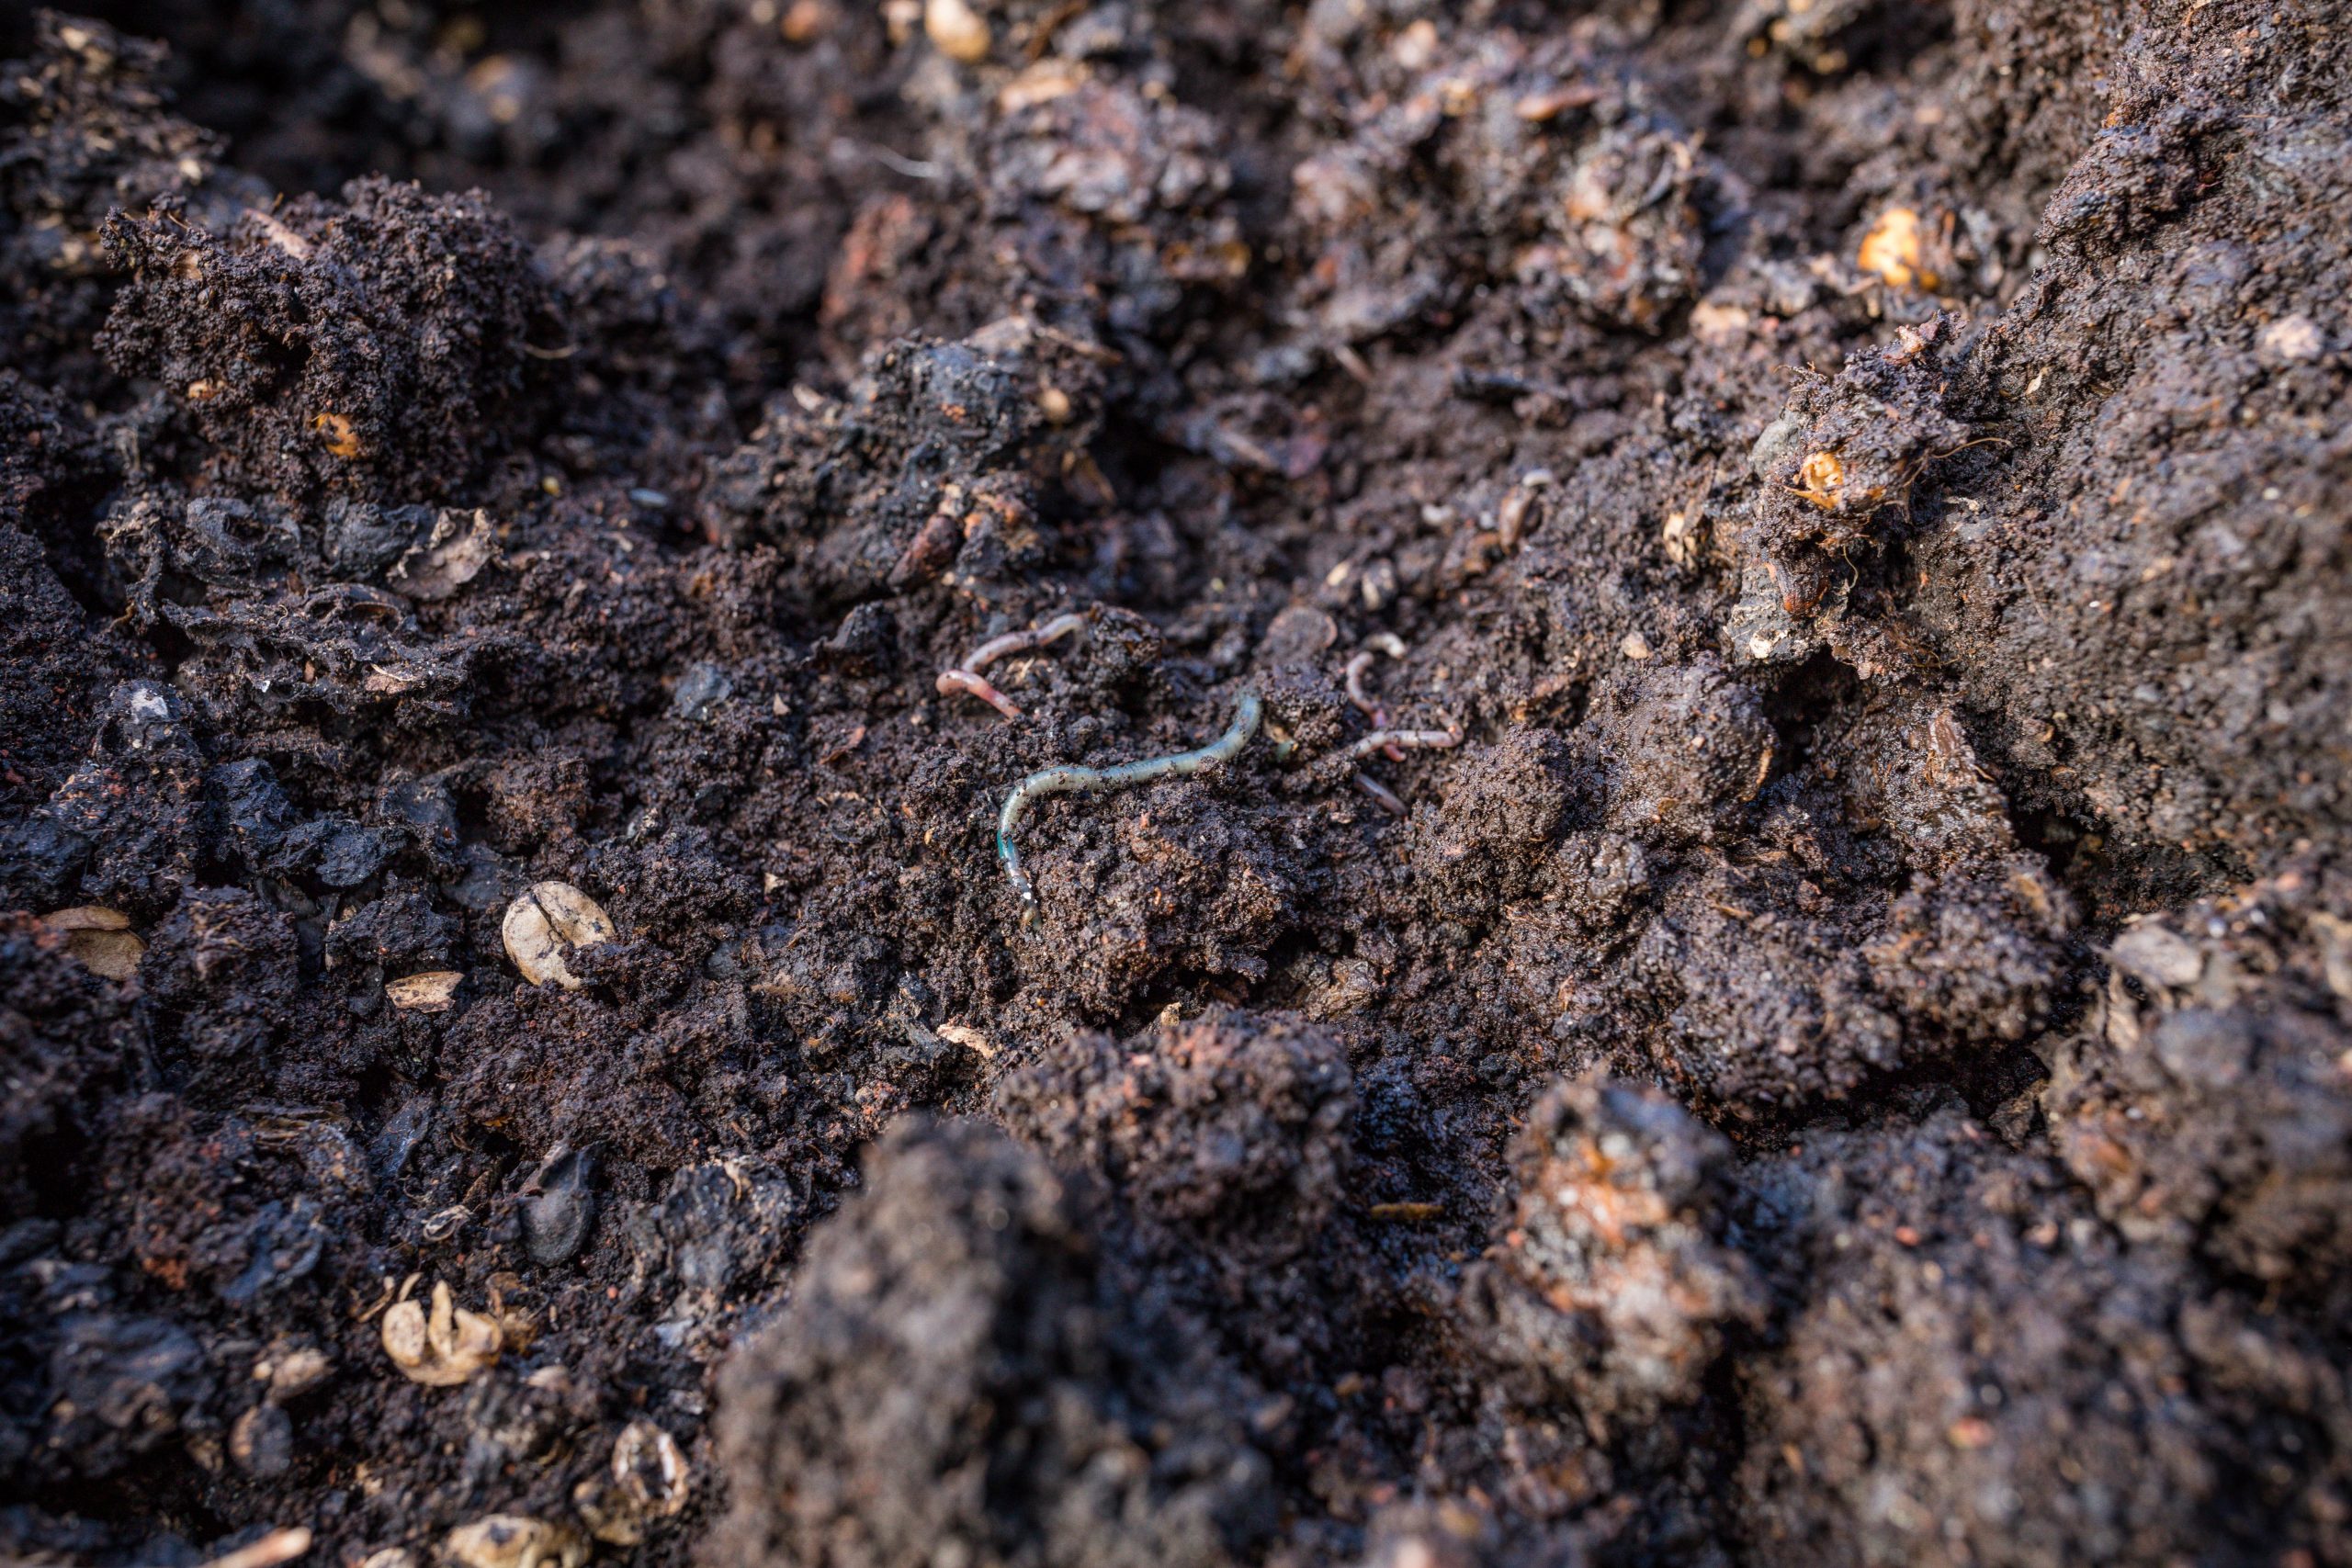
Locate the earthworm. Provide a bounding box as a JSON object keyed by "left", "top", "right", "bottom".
{"left": 1345, "top": 633, "right": 1411, "bottom": 758}
{"left": 1353, "top": 773, "right": 1408, "bottom": 817}
{"left": 1343, "top": 652, "right": 1388, "bottom": 727}
{"left": 997, "top": 688, "right": 1262, "bottom": 915}
{"left": 936, "top": 670, "right": 1023, "bottom": 721}
{"left": 1343, "top": 727, "right": 1460, "bottom": 763}
{"left": 938, "top": 612, "right": 1089, "bottom": 721}
{"left": 967, "top": 612, "right": 1087, "bottom": 672}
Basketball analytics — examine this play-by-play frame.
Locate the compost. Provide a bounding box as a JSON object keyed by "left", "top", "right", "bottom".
{"left": 4, "top": 2, "right": 2349, "bottom": 1564}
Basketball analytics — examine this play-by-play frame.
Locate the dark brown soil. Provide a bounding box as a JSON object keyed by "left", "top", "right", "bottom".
{"left": 3, "top": 2, "right": 2348, "bottom": 1564}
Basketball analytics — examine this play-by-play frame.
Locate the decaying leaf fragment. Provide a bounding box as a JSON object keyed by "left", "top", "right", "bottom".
{"left": 387, "top": 508, "right": 495, "bottom": 602}
{"left": 385, "top": 970, "right": 463, "bottom": 1012}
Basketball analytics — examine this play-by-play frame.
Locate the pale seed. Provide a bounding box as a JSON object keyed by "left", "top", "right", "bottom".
{"left": 443, "top": 1515, "right": 589, "bottom": 1568}
{"left": 502, "top": 882, "right": 616, "bottom": 990}
{"left": 924, "top": 0, "right": 989, "bottom": 62}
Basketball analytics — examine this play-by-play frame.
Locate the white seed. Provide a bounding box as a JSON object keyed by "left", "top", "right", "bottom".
{"left": 1620, "top": 630, "right": 1653, "bottom": 660}
{"left": 502, "top": 883, "right": 615, "bottom": 990}
{"left": 256, "top": 1344, "right": 333, "bottom": 1400}
{"left": 577, "top": 1421, "right": 692, "bottom": 1544}
{"left": 386, "top": 970, "right": 463, "bottom": 1012}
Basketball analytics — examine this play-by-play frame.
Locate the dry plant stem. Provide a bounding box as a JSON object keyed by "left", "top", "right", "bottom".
{"left": 202, "top": 1528, "right": 313, "bottom": 1568}
{"left": 998, "top": 689, "right": 1262, "bottom": 916}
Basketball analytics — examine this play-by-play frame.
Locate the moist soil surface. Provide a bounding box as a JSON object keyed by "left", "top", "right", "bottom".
{"left": 3, "top": 2, "right": 2350, "bottom": 1565}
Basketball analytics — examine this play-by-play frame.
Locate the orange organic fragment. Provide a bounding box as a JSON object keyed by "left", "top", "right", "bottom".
{"left": 311, "top": 412, "right": 361, "bottom": 457}
{"left": 1859, "top": 206, "right": 1930, "bottom": 289}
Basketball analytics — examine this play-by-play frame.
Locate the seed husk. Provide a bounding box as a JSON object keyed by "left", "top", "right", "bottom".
{"left": 443, "top": 1515, "right": 589, "bottom": 1568}
{"left": 501, "top": 882, "right": 616, "bottom": 990}
{"left": 381, "top": 1280, "right": 503, "bottom": 1386}
{"left": 40, "top": 906, "right": 143, "bottom": 980}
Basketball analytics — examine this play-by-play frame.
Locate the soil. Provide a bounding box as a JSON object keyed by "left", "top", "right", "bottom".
{"left": 2, "top": 2, "right": 2348, "bottom": 1565}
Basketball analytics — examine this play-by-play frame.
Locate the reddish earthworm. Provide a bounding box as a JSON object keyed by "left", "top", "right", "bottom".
{"left": 935, "top": 670, "right": 1023, "bottom": 721}
{"left": 1345, "top": 633, "right": 1411, "bottom": 759}
{"left": 1343, "top": 651, "right": 1388, "bottom": 726}
{"left": 966, "top": 612, "right": 1087, "bottom": 672}
{"left": 937, "top": 612, "right": 1090, "bottom": 721}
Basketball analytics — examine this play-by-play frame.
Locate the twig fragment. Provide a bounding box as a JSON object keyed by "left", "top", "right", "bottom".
{"left": 202, "top": 1528, "right": 313, "bottom": 1568}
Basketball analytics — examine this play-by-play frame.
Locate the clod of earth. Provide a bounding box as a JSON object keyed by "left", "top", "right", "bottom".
{"left": 6, "top": 5, "right": 2351, "bottom": 1565}
{"left": 500, "top": 882, "right": 615, "bottom": 989}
